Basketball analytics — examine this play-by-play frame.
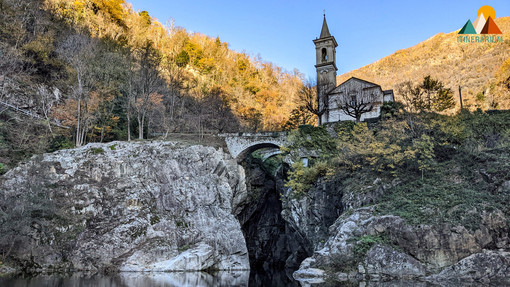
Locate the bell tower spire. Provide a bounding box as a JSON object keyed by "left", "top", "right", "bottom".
{"left": 313, "top": 14, "right": 338, "bottom": 125}
{"left": 320, "top": 13, "right": 331, "bottom": 38}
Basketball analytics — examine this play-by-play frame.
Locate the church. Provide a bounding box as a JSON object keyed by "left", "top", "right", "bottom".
{"left": 314, "top": 15, "right": 394, "bottom": 124}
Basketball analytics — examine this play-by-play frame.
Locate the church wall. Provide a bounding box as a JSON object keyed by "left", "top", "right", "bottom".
{"left": 324, "top": 79, "right": 385, "bottom": 123}
{"left": 326, "top": 106, "right": 382, "bottom": 123}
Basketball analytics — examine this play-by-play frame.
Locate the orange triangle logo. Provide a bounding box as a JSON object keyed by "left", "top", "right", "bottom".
{"left": 480, "top": 16, "right": 502, "bottom": 34}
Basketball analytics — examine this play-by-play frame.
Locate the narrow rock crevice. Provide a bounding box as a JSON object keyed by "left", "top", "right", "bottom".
{"left": 236, "top": 156, "right": 312, "bottom": 285}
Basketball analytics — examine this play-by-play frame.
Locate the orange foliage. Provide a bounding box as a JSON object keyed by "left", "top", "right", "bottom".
{"left": 45, "top": 0, "right": 306, "bottom": 132}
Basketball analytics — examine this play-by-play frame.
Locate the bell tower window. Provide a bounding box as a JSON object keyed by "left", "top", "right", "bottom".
{"left": 322, "top": 48, "right": 327, "bottom": 62}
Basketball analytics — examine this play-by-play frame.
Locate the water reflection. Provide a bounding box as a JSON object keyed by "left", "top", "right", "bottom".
{"left": 119, "top": 271, "right": 249, "bottom": 286}
{"left": 1, "top": 272, "right": 487, "bottom": 287}
{"left": 249, "top": 267, "right": 299, "bottom": 286}
{"left": 0, "top": 271, "right": 250, "bottom": 287}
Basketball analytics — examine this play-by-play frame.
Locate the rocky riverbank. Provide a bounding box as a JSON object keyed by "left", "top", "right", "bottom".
{"left": 292, "top": 180, "right": 510, "bottom": 284}
{"left": 0, "top": 141, "right": 249, "bottom": 272}
{"left": 1, "top": 140, "right": 509, "bottom": 285}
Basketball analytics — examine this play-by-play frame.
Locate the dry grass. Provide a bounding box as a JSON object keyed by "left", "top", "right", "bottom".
{"left": 338, "top": 17, "right": 510, "bottom": 112}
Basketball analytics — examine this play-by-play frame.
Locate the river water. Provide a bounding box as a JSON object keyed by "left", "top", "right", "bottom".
{"left": 0, "top": 270, "right": 458, "bottom": 286}
{"left": 0, "top": 269, "right": 310, "bottom": 287}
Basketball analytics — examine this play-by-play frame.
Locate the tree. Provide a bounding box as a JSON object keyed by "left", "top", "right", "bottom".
{"left": 56, "top": 34, "right": 99, "bottom": 147}
{"left": 175, "top": 50, "right": 190, "bottom": 68}
{"left": 128, "top": 41, "right": 164, "bottom": 140}
{"left": 52, "top": 92, "right": 101, "bottom": 145}
{"left": 298, "top": 79, "right": 327, "bottom": 125}
{"left": 433, "top": 87, "right": 455, "bottom": 112}
{"left": 143, "top": 92, "right": 164, "bottom": 138}
{"left": 36, "top": 85, "right": 60, "bottom": 134}
{"left": 398, "top": 75, "right": 455, "bottom": 113}
{"left": 283, "top": 105, "right": 316, "bottom": 130}
{"left": 336, "top": 88, "right": 378, "bottom": 122}
{"left": 411, "top": 134, "right": 435, "bottom": 179}
{"left": 90, "top": 91, "right": 118, "bottom": 142}
{"left": 398, "top": 81, "right": 424, "bottom": 113}
{"left": 202, "top": 87, "right": 240, "bottom": 133}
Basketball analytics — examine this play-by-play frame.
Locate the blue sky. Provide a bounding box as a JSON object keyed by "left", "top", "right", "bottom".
{"left": 127, "top": 0, "right": 509, "bottom": 79}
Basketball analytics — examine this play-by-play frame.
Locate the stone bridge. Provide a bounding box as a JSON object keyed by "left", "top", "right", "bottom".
{"left": 219, "top": 132, "right": 289, "bottom": 162}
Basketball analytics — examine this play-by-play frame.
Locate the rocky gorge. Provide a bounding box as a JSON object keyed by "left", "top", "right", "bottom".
{"left": 1, "top": 140, "right": 510, "bottom": 285}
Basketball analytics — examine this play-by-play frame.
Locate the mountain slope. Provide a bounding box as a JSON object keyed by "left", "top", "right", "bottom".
{"left": 338, "top": 17, "right": 510, "bottom": 110}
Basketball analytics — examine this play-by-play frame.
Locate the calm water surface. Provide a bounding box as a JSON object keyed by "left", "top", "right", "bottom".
{"left": 0, "top": 270, "right": 471, "bottom": 286}
{"left": 0, "top": 269, "right": 306, "bottom": 287}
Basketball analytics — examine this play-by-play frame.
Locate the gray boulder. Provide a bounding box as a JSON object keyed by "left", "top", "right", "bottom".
{"left": 428, "top": 249, "right": 510, "bottom": 283}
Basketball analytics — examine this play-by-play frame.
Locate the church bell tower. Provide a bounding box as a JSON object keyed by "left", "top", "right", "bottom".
{"left": 313, "top": 14, "right": 338, "bottom": 125}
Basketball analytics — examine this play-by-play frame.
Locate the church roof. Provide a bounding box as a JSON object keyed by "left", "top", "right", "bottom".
{"left": 341, "top": 77, "right": 380, "bottom": 88}
{"left": 328, "top": 77, "right": 383, "bottom": 94}
{"left": 320, "top": 15, "right": 331, "bottom": 38}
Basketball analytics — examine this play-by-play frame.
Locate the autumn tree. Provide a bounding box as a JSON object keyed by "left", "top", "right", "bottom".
{"left": 130, "top": 41, "right": 164, "bottom": 139}
{"left": 56, "top": 34, "right": 99, "bottom": 146}
{"left": 143, "top": 92, "right": 165, "bottom": 138}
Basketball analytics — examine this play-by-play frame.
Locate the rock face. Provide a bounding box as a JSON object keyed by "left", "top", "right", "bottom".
{"left": 364, "top": 245, "right": 426, "bottom": 279}
{"left": 295, "top": 206, "right": 510, "bottom": 282}
{"left": 0, "top": 141, "right": 249, "bottom": 272}
{"left": 281, "top": 177, "right": 344, "bottom": 251}
{"left": 428, "top": 249, "right": 510, "bottom": 284}
{"left": 235, "top": 157, "right": 310, "bottom": 272}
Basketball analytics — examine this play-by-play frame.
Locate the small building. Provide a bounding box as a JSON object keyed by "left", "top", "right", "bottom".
{"left": 313, "top": 15, "right": 394, "bottom": 124}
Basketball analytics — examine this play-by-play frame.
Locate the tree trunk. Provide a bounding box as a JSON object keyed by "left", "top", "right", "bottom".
{"left": 138, "top": 114, "right": 144, "bottom": 140}
{"left": 127, "top": 112, "right": 131, "bottom": 141}
{"left": 78, "top": 119, "right": 88, "bottom": 147}
{"left": 76, "top": 97, "right": 82, "bottom": 147}
{"left": 147, "top": 117, "right": 151, "bottom": 139}
{"left": 100, "top": 126, "right": 105, "bottom": 143}
{"left": 46, "top": 118, "right": 53, "bottom": 135}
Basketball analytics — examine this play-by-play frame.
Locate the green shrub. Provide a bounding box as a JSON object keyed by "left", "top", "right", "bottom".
{"left": 283, "top": 125, "right": 336, "bottom": 157}
{"left": 90, "top": 147, "right": 105, "bottom": 154}
{"left": 285, "top": 160, "right": 330, "bottom": 197}
{"left": 49, "top": 135, "right": 74, "bottom": 151}
{"left": 175, "top": 50, "right": 190, "bottom": 67}
{"left": 352, "top": 234, "right": 386, "bottom": 258}
{"left": 381, "top": 101, "right": 405, "bottom": 119}
{"left": 335, "top": 121, "right": 416, "bottom": 175}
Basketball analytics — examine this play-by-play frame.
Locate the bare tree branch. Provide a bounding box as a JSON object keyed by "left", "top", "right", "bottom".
{"left": 336, "top": 87, "right": 378, "bottom": 122}
{"left": 299, "top": 79, "right": 327, "bottom": 125}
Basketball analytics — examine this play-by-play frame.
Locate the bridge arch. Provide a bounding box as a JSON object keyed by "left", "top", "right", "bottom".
{"left": 220, "top": 132, "right": 288, "bottom": 163}
{"left": 236, "top": 143, "right": 281, "bottom": 163}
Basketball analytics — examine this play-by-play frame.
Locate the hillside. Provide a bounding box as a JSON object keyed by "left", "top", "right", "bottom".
{"left": 338, "top": 17, "right": 510, "bottom": 111}
{"left": 0, "top": 0, "right": 305, "bottom": 167}
{"left": 285, "top": 110, "right": 510, "bottom": 283}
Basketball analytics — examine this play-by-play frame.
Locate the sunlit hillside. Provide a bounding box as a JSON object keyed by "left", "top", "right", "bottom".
{"left": 0, "top": 0, "right": 307, "bottom": 167}
{"left": 338, "top": 17, "right": 510, "bottom": 111}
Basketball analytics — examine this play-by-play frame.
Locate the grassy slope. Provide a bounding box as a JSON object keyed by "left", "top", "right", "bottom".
{"left": 376, "top": 147, "right": 510, "bottom": 229}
